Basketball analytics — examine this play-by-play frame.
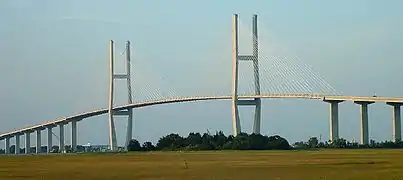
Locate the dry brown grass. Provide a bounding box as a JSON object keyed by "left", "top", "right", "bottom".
{"left": 0, "top": 149, "right": 402, "bottom": 180}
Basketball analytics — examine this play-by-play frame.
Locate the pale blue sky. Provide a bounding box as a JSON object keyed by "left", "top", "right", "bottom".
{"left": 1, "top": 0, "right": 403, "bottom": 147}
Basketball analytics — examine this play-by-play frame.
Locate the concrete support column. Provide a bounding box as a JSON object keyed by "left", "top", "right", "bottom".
{"left": 387, "top": 102, "right": 402, "bottom": 142}
{"left": 231, "top": 14, "right": 241, "bottom": 136}
{"left": 71, "top": 120, "right": 77, "bottom": 152}
{"left": 252, "top": 14, "right": 261, "bottom": 135}
{"left": 36, "top": 130, "right": 41, "bottom": 154}
{"left": 47, "top": 127, "right": 53, "bottom": 153}
{"left": 253, "top": 98, "right": 261, "bottom": 134}
{"left": 108, "top": 40, "right": 118, "bottom": 151}
{"left": 354, "top": 101, "right": 374, "bottom": 145}
{"left": 15, "top": 134, "right": 20, "bottom": 154}
{"left": 125, "top": 41, "right": 134, "bottom": 148}
{"left": 5, "top": 137, "right": 10, "bottom": 154}
{"left": 25, "top": 132, "right": 30, "bottom": 154}
{"left": 59, "top": 124, "right": 65, "bottom": 153}
{"left": 324, "top": 100, "right": 344, "bottom": 142}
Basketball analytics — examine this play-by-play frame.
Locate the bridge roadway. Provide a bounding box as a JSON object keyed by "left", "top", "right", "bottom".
{"left": 1, "top": 94, "right": 403, "bottom": 140}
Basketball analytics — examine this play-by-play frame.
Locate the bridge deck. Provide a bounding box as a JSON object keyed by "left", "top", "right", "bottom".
{"left": 1, "top": 94, "right": 403, "bottom": 139}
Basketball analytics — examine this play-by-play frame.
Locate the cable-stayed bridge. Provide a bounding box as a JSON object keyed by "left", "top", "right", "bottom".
{"left": 1, "top": 14, "right": 402, "bottom": 154}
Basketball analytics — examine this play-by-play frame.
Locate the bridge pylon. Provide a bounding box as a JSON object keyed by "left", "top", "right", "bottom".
{"left": 108, "top": 40, "right": 133, "bottom": 151}
{"left": 232, "top": 14, "right": 262, "bottom": 136}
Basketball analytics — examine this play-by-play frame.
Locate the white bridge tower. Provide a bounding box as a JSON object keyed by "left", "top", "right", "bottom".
{"left": 232, "top": 14, "right": 262, "bottom": 136}
{"left": 108, "top": 40, "right": 134, "bottom": 151}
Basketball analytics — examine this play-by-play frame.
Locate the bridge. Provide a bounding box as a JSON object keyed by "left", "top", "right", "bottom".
{"left": 1, "top": 14, "right": 402, "bottom": 154}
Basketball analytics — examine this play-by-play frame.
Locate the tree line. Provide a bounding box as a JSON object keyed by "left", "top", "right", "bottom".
{"left": 1, "top": 132, "right": 402, "bottom": 154}
{"left": 128, "top": 131, "right": 292, "bottom": 151}
{"left": 293, "top": 137, "right": 403, "bottom": 149}
{"left": 128, "top": 131, "right": 403, "bottom": 151}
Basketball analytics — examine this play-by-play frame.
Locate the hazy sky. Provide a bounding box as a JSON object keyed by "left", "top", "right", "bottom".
{"left": 1, "top": 0, "right": 403, "bottom": 148}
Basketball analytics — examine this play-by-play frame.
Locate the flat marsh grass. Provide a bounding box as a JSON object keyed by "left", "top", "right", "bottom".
{"left": 0, "top": 149, "right": 402, "bottom": 179}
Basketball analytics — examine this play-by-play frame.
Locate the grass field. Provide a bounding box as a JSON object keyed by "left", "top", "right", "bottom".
{"left": 0, "top": 149, "right": 402, "bottom": 180}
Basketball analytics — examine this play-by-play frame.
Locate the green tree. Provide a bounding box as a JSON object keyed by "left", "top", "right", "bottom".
{"left": 127, "top": 139, "right": 142, "bottom": 151}
{"left": 293, "top": 141, "right": 309, "bottom": 149}
{"left": 308, "top": 137, "right": 319, "bottom": 148}
{"left": 249, "top": 133, "right": 268, "bottom": 150}
{"left": 156, "top": 133, "right": 186, "bottom": 150}
{"left": 142, "top": 141, "right": 155, "bottom": 151}
{"left": 267, "top": 135, "right": 291, "bottom": 150}
{"left": 200, "top": 133, "right": 215, "bottom": 150}
{"left": 329, "top": 138, "right": 347, "bottom": 148}
{"left": 232, "top": 132, "right": 250, "bottom": 150}
{"left": 186, "top": 132, "right": 203, "bottom": 147}
{"left": 212, "top": 131, "right": 227, "bottom": 149}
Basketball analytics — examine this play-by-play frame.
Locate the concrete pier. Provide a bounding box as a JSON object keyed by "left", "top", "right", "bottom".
{"left": 354, "top": 101, "right": 374, "bottom": 145}
{"left": 324, "top": 100, "right": 344, "bottom": 142}
{"left": 59, "top": 124, "right": 65, "bottom": 153}
{"left": 253, "top": 98, "right": 262, "bottom": 134}
{"left": 47, "top": 127, "right": 53, "bottom": 153}
{"left": 15, "top": 134, "right": 20, "bottom": 154}
{"left": 25, "top": 132, "right": 30, "bottom": 154}
{"left": 36, "top": 130, "right": 41, "bottom": 153}
{"left": 71, "top": 120, "right": 77, "bottom": 152}
{"left": 5, "top": 137, "right": 10, "bottom": 154}
{"left": 386, "top": 102, "right": 402, "bottom": 142}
